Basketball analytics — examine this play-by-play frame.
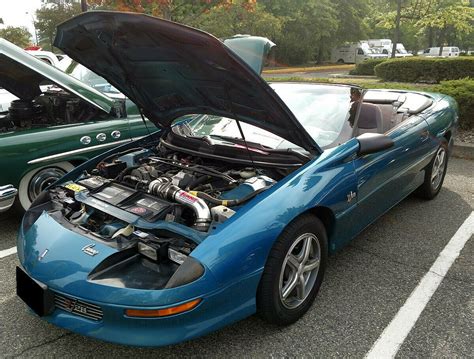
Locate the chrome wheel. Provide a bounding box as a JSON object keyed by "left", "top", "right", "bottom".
{"left": 279, "top": 233, "right": 321, "bottom": 309}
{"left": 431, "top": 147, "right": 446, "bottom": 190}
{"left": 28, "top": 167, "right": 67, "bottom": 202}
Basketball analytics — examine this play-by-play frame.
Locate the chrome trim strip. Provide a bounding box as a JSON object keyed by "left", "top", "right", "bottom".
{"left": 27, "top": 137, "right": 145, "bottom": 165}
{"left": 0, "top": 184, "right": 18, "bottom": 212}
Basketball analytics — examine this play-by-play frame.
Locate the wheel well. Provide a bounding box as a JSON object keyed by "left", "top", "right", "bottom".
{"left": 444, "top": 130, "right": 451, "bottom": 143}
{"left": 307, "top": 206, "right": 335, "bottom": 240}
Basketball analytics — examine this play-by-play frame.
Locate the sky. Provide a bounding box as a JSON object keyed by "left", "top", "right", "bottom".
{"left": 0, "top": 0, "right": 43, "bottom": 39}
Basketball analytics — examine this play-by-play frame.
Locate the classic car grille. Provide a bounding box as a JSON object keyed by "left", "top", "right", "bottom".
{"left": 54, "top": 293, "right": 103, "bottom": 321}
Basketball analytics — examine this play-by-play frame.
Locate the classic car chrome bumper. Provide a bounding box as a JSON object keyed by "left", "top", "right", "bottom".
{"left": 0, "top": 185, "right": 18, "bottom": 212}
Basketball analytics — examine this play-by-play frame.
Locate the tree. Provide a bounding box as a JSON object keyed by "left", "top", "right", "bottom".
{"left": 194, "top": 1, "right": 282, "bottom": 39}
{"left": 35, "top": 0, "right": 82, "bottom": 51}
{"left": 416, "top": 0, "right": 474, "bottom": 55}
{"left": 260, "top": 0, "right": 338, "bottom": 64}
{"left": 87, "top": 0, "right": 255, "bottom": 22}
{"left": 0, "top": 26, "right": 32, "bottom": 48}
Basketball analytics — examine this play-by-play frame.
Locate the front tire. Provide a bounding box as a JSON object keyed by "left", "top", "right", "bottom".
{"left": 415, "top": 140, "right": 448, "bottom": 200}
{"left": 17, "top": 162, "right": 74, "bottom": 211}
{"left": 257, "top": 214, "right": 328, "bottom": 325}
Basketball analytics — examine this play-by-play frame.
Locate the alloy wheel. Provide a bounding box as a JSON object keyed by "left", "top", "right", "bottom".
{"left": 279, "top": 233, "right": 321, "bottom": 309}
{"left": 431, "top": 147, "right": 446, "bottom": 190}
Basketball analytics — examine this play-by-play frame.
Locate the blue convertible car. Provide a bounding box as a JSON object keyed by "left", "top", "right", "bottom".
{"left": 16, "top": 12, "right": 458, "bottom": 347}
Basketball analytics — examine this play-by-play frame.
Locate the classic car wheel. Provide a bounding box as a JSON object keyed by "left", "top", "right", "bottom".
{"left": 415, "top": 140, "right": 448, "bottom": 200}
{"left": 257, "top": 214, "right": 327, "bottom": 325}
{"left": 18, "top": 162, "right": 74, "bottom": 211}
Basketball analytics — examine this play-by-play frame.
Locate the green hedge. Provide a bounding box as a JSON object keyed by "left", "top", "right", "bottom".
{"left": 349, "top": 59, "right": 387, "bottom": 76}
{"left": 374, "top": 57, "right": 474, "bottom": 83}
{"left": 434, "top": 78, "right": 474, "bottom": 130}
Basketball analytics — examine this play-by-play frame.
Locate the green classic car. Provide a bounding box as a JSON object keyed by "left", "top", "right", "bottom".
{"left": 0, "top": 35, "right": 274, "bottom": 212}
{"left": 0, "top": 39, "right": 153, "bottom": 212}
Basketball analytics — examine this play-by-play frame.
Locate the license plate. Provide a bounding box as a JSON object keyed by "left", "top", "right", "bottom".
{"left": 16, "top": 267, "right": 54, "bottom": 316}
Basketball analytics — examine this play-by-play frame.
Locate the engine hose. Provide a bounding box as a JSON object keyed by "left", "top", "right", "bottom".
{"left": 185, "top": 175, "right": 211, "bottom": 191}
{"left": 189, "top": 187, "right": 268, "bottom": 207}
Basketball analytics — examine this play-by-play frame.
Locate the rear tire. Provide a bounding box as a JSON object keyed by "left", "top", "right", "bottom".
{"left": 415, "top": 140, "right": 448, "bottom": 200}
{"left": 257, "top": 214, "right": 328, "bottom": 325}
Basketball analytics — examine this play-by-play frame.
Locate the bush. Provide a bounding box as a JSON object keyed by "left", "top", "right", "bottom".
{"left": 374, "top": 57, "right": 474, "bottom": 83}
{"left": 349, "top": 59, "right": 387, "bottom": 75}
{"left": 434, "top": 78, "right": 474, "bottom": 130}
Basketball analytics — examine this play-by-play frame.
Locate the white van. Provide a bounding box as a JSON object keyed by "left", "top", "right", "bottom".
{"left": 418, "top": 47, "right": 460, "bottom": 57}
{"left": 331, "top": 42, "right": 388, "bottom": 64}
{"left": 374, "top": 44, "right": 412, "bottom": 58}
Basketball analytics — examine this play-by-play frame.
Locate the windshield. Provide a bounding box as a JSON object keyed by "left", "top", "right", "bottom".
{"left": 179, "top": 83, "right": 360, "bottom": 150}
{"left": 66, "top": 61, "right": 121, "bottom": 95}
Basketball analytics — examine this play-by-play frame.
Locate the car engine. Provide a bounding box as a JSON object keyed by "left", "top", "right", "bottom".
{"left": 44, "top": 143, "right": 286, "bottom": 244}
{"left": 27, "top": 143, "right": 287, "bottom": 289}
{"left": 0, "top": 88, "right": 114, "bottom": 132}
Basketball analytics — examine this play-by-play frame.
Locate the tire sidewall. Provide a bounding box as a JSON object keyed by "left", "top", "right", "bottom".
{"left": 18, "top": 162, "right": 74, "bottom": 211}
{"left": 258, "top": 215, "right": 328, "bottom": 325}
{"left": 427, "top": 141, "right": 449, "bottom": 197}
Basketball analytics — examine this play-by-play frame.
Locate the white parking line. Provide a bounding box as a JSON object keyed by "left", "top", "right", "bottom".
{"left": 365, "top": 211, "right": 474, "bottom": 359}
{"left": 0, "top": 246, "right": 17, "bottom": 259}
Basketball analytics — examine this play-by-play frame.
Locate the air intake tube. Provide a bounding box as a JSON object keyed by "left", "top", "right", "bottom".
{"left": 148, "top": 177, "right": 211, "bottom": 231}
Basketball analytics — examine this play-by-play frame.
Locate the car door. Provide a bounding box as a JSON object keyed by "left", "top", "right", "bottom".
{"left": 351, "top": 115, "right": 432, "bottom": 232}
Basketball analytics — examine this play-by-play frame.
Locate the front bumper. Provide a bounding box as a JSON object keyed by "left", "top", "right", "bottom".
{"left": 0, "top": 184, "right": 17, "bottom": 212}
{"left": 17, "top": 211, "right": 260, "bottom": 346}
{"left": 17, "top": 264, "right": 259, "bottom": 347}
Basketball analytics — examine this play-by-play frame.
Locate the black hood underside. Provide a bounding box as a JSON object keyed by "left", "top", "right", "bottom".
{"left": 54, "top": 11, "right": 319, "bottom": 153}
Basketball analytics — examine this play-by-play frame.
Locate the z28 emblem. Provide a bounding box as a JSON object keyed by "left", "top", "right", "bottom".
{"left": 82, "top": 244, "right": 99, "bottom": 256}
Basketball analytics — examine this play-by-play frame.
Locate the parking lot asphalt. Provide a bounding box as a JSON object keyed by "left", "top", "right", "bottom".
{"left": 0, "top": 158, "right": 472, "bottom": 358}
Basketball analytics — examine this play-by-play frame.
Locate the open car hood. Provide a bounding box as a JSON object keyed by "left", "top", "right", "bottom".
{"left": 54, "top": 11, "right": 319, "bottom": 153}
{"left": 0, "top": 39, "right": 113, "bottom": 113}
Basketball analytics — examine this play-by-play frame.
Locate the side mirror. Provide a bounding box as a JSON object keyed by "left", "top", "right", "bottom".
{"left": 357, "top": 133, "right": 394, "bottom": 156}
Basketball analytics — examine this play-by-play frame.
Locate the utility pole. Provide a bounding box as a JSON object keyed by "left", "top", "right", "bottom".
{"left": 81, "top": 0, "right": 87, "bottom": 12}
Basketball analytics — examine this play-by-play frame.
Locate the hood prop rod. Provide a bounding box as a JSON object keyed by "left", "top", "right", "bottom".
{"left": 224, "top": 83, "right": 256, "bottom": 169}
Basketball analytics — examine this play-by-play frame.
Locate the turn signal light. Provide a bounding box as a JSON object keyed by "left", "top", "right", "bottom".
{"left": 125, "top": 298, "right": 202, "bottom": 318}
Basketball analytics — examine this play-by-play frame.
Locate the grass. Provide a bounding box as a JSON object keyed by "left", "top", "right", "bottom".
{"left": 265, "top": 76, "right": 437, "bottom": 91}
{"left": 262, "top": 64, "right": 355, "bottom": 74}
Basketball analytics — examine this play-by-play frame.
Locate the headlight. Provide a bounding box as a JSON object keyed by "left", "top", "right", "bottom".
{"left": 165, "top": 256, "right": 205, "bottom": 289}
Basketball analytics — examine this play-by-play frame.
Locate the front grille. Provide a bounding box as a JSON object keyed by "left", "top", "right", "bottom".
{"left": 54, "top": 293, "right": 103, "bottom": 321}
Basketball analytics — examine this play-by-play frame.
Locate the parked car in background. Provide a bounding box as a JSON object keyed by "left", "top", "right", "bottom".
{"left": 1, "top": 48, "right": 71, "bottom": 112}
{"left": 331, "top": 42, "right": 388, "bottom": 64}
{"left": 366, "top": 39, "right": 413, "bottom": 58}
{"left": 0, "top": 39, "right": 153, "bottom": 212}
{"left": 418, "top": 46, "right": 460, "bottom": 57}
{"left": 16, "top": 11, "right": 458, "bottom": 347}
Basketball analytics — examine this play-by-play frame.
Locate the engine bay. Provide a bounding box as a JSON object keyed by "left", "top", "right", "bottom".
{"left": 0, "top": 88, "right": 115, "bottom": 132}
{"left": 35, "top": 141, "right": 295, "bottom": 289}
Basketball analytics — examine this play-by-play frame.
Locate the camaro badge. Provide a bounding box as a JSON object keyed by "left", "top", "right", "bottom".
{"left": 82, "top": 244, "right": 99, "bottom": 256}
